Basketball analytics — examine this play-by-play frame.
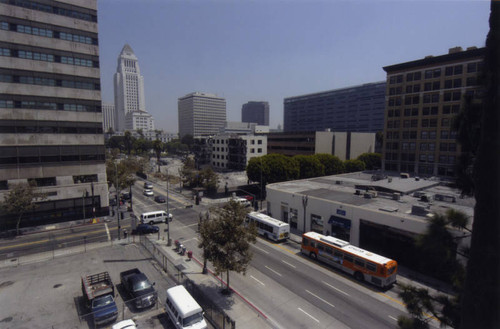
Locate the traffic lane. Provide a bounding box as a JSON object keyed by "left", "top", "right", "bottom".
{"left": 250, "top": 240, "right": 406, "bottom": 329}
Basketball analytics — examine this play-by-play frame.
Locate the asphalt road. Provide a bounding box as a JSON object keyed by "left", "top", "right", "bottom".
{"left": 0, "top": 179, "right": 442, "bottom": 329}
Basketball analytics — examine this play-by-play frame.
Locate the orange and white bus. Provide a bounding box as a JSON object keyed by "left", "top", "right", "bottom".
{"left": 301, "top": 231, "right": 397, "bottom": 288}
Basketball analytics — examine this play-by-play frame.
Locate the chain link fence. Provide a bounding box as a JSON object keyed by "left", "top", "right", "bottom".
{"left": 139, "top": 235, "right": 236, "bottom": 329}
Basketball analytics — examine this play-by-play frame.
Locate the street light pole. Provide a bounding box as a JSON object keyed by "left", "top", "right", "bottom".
{"left": 302, "top": 195, "right": 308, "bottom": 233}
{"left": 115, "top": 162, "right": 120, "bottom": 240}
{"left": 166, "top": 169, "right": 171, "bottom": 246}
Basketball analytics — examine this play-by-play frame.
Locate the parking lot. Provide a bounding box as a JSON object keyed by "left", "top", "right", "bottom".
{"left": 0, "top": 242, "right": 176, "bottom": 329}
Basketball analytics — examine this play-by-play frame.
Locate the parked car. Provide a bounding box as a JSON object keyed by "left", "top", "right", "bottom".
{"left": 112, "top": 319, "right": 137, "bottom": 329}
{"left": 154, "top": 195, "right": 166, "bottom": 203}
{"left": 81, "top": 272, "right": 118, "bottom": 327}
{"left": 120, "top": 268, "right": 157, "bottom": 309}
{"left": 132, "top": 224, "right": 159, "bottom": 235}
{"left": 143, "top": 189, "right": 154, "bottom": 197}
{"left": 143, "top": 182, "right": 153, "bottom": 189}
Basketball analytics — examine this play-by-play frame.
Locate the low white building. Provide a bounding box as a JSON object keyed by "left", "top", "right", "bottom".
{"left": 211, "top": 134, "right": 267, "bottom": 171}
{"left": 266, "top": 172, "right": 473, "bottom": 265}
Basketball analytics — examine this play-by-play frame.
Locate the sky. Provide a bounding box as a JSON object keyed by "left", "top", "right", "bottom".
{"left": 97, "top": 0, "right": 491, "bottom": 134}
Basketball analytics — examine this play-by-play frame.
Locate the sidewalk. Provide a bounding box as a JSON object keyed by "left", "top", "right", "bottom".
{"left": 154, "top": 238, "right": 276, "bottom": 329}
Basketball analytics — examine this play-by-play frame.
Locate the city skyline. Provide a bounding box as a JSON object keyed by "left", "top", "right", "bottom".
{"left": 97, "top": 0, "right": 490, "bottom": 133}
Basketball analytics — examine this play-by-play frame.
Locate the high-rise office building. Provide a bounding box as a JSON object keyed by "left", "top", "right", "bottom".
{"left": 382, "top": 46, "right": 484, "bottom": 177}
{"left": 242, "top": 101, "right": 269, "bottom": 126}
{"left": 283, "top": 82, "right": 386, "bottom": 133}
{"left": 114, "top": 44, "right": 154, "bottom": 132}
{"left": 178, "top": 92, "right": 226, "bottom": 138}
{"left": 0, "top": 0, "right": 108, "bottom": 227}
{"left": 102, "top": 103, "right": 115, "bottom": 133}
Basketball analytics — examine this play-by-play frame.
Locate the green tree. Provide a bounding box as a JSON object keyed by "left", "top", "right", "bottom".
{"left": 123, "top": 131, "right": 134, "bottom": 156}
{"left": 246, "top": 154, "right": 299, "bottom": 185}
{"left": 106, "top": 135, "right": 125, "bottom": 151}
{"left": 1, "top": 183, "right": 46, "bottom": 235}
{"left": 313, "top": 154, "right": 345, "bottom": 175}
{"left": 398, "top": 210, "right": 470, "bottom": 328}
{"left": 180, "top": 157, "right": 198, "bottom": 187}
{"left": 356, "top": 153, "right": 382, "bottom": 170}
{"left": 198, "top": 200, "right": 257, "bottom": 293}
{"left": 200, "top": 167, "right": 219, "bottom": 196}
{"left": 460, "top": 2, "right": 500, "bottom": 328}
{"left": 152, "top": 139, "right": 165, "bottom": 173}
{"left": 344, "top": 159, "right": 366, "bottom": 172}
{"left": 106, "top": 158, "right": 139, "bottom": 193}
{"left": 133, "top": 138, "right": 151, "bottom": 155}
{"left": 294, "top": 155, "right": 325, "bottom": 179}
{"left": 181, "top": 134, "right": 194, "bottom": 150}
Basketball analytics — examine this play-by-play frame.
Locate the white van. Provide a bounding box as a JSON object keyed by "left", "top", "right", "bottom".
{"left": 165, "top": 285, "right": 207, "bottom": 329}
{"left": 140, "top": 211, "right": 172, "bottom": 225}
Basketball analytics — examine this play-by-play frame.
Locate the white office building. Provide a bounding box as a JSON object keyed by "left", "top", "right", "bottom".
{"left": 178, "top": 92, "right": 226, "bottom": 138}
{"left": 114, "top": 44, "right": 154, "bottom": 132}
{"left": 102, "top": 103, "right": 115, "bottom": 133}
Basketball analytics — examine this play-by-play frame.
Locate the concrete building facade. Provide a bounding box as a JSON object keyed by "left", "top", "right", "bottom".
{"left": 211, "top": 134, "right": 267, "bottom": 171}
{"left": 266, "top": 173, "right": 473, "bottom": 271}
{"left": 178, "top": 92, "right": 226, "bottom": 138}
{"left": 241, "top": 101, "right": 269, "bottom": 126}
{"left": 267, "top": 131, "right": 375, "bottom": 160}
{"left": 102, "top": 102, "right": 115, "bottom": 133}
{"left": 113, "top": 44, "right": 154, "bottom": 132}
{"left": 382, "top": 47, "right": 484, "bottom": 177}
{"left": 284, "top": 82, "right": 386, "bottom": 133}
{"left": 0, "top": 0, "right": 109, "bottom": 228}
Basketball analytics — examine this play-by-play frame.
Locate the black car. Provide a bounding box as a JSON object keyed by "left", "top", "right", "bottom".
{"left": 131, "top": 224, "right": 159, "bottom": 235}
{"left": 154, "top": 196, "right": 166, "bottom": 203}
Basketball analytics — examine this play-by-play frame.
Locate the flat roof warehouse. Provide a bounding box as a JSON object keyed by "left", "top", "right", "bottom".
{"left": 265, "top": 172, "right": 474, "bottom": 270}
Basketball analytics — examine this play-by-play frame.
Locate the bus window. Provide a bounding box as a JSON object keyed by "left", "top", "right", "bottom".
{"left": 344, "top": 254, "right": 353, "bottom": 263}
{"left": 302, "top": 238, "right": 309, "bottom": 246}
{"left": 325, "top": 247, "right": 333, "bottom": 254}
{"left": 354, "top": 258, "right": 365, "bottom": 267}
{"left": 366, "top": 262, "right": 376, "bottom": 272}
{"left": 318, "top": 244, "right": 325, "bottom": 251}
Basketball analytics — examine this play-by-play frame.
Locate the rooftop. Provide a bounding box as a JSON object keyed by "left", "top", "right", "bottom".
{"left": 267, "top": 171, "right": 474, "bottom": 228}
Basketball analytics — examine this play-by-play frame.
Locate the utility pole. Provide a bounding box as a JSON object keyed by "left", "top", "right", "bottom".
{"left": 302, "top": 195, "right": 308, "bottom": 233}
{"left": 115, "top": 162, "right": 120, "bottom": 240}
{"left": 166, "top": 169, "right": 171, "bottom": 246}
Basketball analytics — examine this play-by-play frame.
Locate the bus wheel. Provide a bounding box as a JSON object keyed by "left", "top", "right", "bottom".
{"left": 354, "top": 272, "right": 364, "bottom": 282}
{"left": 149, "top": 221, "right": 154, "bottom": 225}
{"left": 309, "top": 252, "right": 317, "bottom": 260}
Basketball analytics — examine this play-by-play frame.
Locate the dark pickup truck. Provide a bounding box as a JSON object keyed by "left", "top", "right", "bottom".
{"left": 120, "top": 268, "right": 157, "bottom": 309}
{"left": 81, "top": 271, "right": 118, "bottom": 327}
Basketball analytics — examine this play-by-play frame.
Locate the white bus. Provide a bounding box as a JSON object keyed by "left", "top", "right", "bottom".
{"left": 246, "top": 211, "right": 290, "bottom": 242}
{"left": 165, "top": 285, "right": 207, "bottom": 329}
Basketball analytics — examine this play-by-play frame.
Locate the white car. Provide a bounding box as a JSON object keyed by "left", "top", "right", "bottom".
{"left": 143, "top": 189, "right": 154, "bottom": 196}
{"left": 112, "top": 319, "right": 137, "bottom": 329}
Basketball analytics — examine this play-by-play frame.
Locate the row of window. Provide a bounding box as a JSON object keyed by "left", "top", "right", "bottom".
{"left": 303, "top": 238, "right": 378, "bottom": 272}
{"left": 390, "top": 78, "right": 478, "bottom": 95}
{"left": 388, "top": 91, "right": 466, "bottom": 107}
{"left": 388, "top": 105, "right": 460, "bottom": 118}
{"left": 0, "top": 74, "right": 100, "bottom": 90}
{"left": 0, "top": 145, "right": 105, "bottom": 165}
{"left": 1, "top": 0, "right": 97, "bottom": 22}
{"left": 0, "top": 120, "right": 103, "bottom": 134}
{"left": 389, "top": 62, "right": 483, "bottom": 84}
{"left": 387, "top": 118, "right": 456, "bottom": 129}
{"left": 0, "top": 21, "right": 97, "bottom": 45}
{"left": 0, "top": 99, "right": 101, "bottom": 112}
{"left": 387, "top": 130, "right": 457, "bottom": 140}
{"left": 386, "top": 142, "right": 457, "bottom": 153}
{"left": 385, "top": 152, "right": 457, "bottom": 164}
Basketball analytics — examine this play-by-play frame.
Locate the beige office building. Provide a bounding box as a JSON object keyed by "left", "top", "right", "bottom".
{"left": 178, "top": 92, "right": 226, "bottom": 138}
{"left": 0, "top": 0, "right": 108, "bottom": 228}
{"left": 382, "top": 47, "right": 484, "bottom": 177}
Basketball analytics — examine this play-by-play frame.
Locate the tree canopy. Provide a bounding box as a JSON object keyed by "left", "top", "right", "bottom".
{"left": 313, "top": 153, "right": 345, "bottom": 175}
{"left": 1, "top": 183, "right": 46, "bottom": 234}
{"left": 198, "top": 200, "right": 257, "bottom": 292}
{"left": 294, "top": 155, "right": 325, "bottom": 179}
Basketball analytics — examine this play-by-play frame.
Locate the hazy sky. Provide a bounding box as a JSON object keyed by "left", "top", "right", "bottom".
{"left": 97, "top": 0, "right": 491, "bottom": 134}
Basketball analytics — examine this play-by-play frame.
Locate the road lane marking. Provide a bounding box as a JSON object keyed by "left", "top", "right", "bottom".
{"left": 105, "top": 223, "right": 111, "bottom": 241}
{"left": 306, "top": 290, "right": 335, "bottom": 308}
{"left": 253, "top": 245, "right": 269, "bottom": 254}
{"left": 265, "top": 266, "right": 282, "bottom": 277}
{"left": 322, "top": 281, "right": 350, "bottom": 296}
{"left": 250, "top": 275, "right": 265, "bottom": 286}
{"left": 272, "top": 241, "right": 297, "bottom": 255}
{"left": 298, "top": 307, "right": 320, "bottom": 323}
{"left": 281, "top": 260, "right": 296, "bottom": 268}
{"left": 389, "top": 315, "right": 398, "bottom": 321}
